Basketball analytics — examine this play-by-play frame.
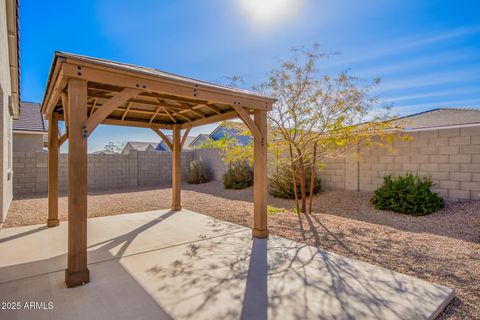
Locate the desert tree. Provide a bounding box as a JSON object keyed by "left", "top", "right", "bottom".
{"left": 257, "top": 44, "right": 397, "bottom": 213}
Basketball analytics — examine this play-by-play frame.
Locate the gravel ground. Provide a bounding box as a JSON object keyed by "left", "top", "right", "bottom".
{"left": 4, "top": 181, "right": 480, "bottom": 319}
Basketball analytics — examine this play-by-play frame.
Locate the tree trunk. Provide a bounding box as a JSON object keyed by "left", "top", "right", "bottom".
{"left": 298, "top": 153, "right": 307, "bottom": 213}
{"left": 289, "top": 144, "right": 299, "bottom": 212}
{"left": 308, "top": 142, "right": 317, "bottom": 214}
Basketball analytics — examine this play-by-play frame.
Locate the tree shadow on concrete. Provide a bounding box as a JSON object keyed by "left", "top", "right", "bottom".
{"left": 145, "top": 230, "right": 452, "bottom": 320}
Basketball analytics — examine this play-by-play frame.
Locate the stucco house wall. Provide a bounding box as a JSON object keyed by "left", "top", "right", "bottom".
{"left": 13, "top": 132, "right": 44, "bottom": 152}
{"left": 0, "top": 0, "right": 18, "bottom": 223}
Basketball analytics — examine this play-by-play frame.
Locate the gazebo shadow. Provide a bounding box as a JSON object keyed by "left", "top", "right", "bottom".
{"left": 0, "top": 211, "right": 178, "bottom": 319}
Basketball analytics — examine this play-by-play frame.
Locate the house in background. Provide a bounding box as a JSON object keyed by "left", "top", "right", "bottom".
{"left": 185, "top": 121, "right": 252, "bottom": 149}
{"left": 1, "top": 0, "right": 20, "bottom": 223}
{"left": 156, "top": 135, "right": 197, "bottom": 151}
{"left": 12, "top": 102, "right": 47, "bottom": 152}
{"left": 189, "top": 133, "right": 210, "bottom": 148}
{"left": 209, "top": 121, "right": 251, "bottom": 145}
{"left": 121, "top": 141, "right": 158, "bottom": 154}
{"left": 393, "top": 108, "right": 480, "bottom": 130}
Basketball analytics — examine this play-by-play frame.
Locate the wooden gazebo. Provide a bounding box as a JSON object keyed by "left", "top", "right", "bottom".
{"left": 41, "top": 52, "right": 274, "bottom": 288}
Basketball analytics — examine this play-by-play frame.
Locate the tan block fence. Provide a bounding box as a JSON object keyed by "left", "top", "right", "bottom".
{"left": 13, "top": 149, "right": 227, "bottom": 196}
{"left": 12, "top": 125, "right": 480, "bottom": 200}
{"left": 320, "top": 126, "right": 480, "bottom": 200}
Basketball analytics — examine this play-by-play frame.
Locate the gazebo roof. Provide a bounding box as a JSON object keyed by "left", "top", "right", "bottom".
{"left": 40, "top": 52, "right": 274, "bottom": 130}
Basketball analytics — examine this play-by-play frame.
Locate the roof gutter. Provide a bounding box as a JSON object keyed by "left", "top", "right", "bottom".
{"left": 6, "top": 0, "right": 20, "bottom": 119}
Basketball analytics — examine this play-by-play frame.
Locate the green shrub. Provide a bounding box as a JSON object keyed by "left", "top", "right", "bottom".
{"left": 371, "top": 174, "right": 444, "bottom": 215}
{"left": 186, "top": 159, "right": 211, "bottom": 184}
{"left": 223, "top": 161, "right": 253, "bottom": 189}
{"left": 269, "top": 166, "right": 321, "bottom": 199}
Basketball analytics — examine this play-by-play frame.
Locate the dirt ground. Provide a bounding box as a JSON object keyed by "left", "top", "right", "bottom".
{"left": 4, "top": 181, "right": 480, "bottom": 319}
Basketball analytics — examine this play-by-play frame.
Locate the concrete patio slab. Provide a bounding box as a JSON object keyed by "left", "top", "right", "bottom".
{"left": 0, "top": 209, "right": 453, "bottom": 320}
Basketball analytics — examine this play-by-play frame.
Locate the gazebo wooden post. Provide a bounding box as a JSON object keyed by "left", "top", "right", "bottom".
{"left": 252, "top": 110, "right": 269, "bottom": 238}
{"left": 171, "top": 124, "right": 182, "bottom": 211}
{"left": 47, "top": 112, "right": 60, "bottom": 227}
{"left": 65, "top": 78, "right": 90, "bottom": 287}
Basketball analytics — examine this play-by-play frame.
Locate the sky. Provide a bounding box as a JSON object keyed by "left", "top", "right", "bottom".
{"left": 19, "top": 0, "right": 480, "bottom": 152}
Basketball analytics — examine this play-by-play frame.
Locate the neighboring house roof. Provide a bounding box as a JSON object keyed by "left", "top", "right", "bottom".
{"left": 13, "top": 102, "right": 47, "bottom": 133}
{"left": 210, "top": 120, "right": 248, "bottom": 138}
{"left": 394, "top": 108, "right": 480, "bottom": 130}
{"left": 125, "top": 141, "right": 158, "bottom": 151}
{"left": 189, "top": 134, "right": 210, "bottom": 148}
{"left": 156, "top": 135, "right": 198, "bottom": 151}
{"left": 91, "top": 150, "right": 116, "bottom": 155}
{"left": 209, "top": 120, "right": 252, "bottom": 146}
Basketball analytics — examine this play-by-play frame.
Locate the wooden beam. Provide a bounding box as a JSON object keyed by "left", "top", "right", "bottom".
{"left": 61, "top": 92, "right": 69, "bottom": 137}
{"left": 88, "top": 103, "right": 171, "bottom": 117}
{"left": 181, "top": 126, "right": 191, "bottom": 150}
{"left": 181, "top": 110, "right": 240, "bottom": 128}
{"left": 150, "top": 126, "right": 173, "bottom": 151}
{"left": 203, "top": 103, "right": 222, "bottom": 115}
{"left": 59, "top": 133, "right": 68, "bottom": 146}
{"left": 85, "top": 88, "right": 141, "bottom": 136}
{"left": 47, "top": 112, "right": 59, "bottom": 228}
{"left": 252, "top": 110, "right": 268, "bottom": 239}
{"left": 59, "top": 114, "right": 174, "bottom": 130}
{"left": 62, "top": 62, "right": 273, "bottom": 111}
{"left": 179, "top": 103, "right": 207, "bottom": 118}
{"left": 65, "top": 78, "right": 90, "bottom": 287}
{"left": 163, "top": 107, "right": 177, "bottom": 123}
{"left": 149, "top": 106, "right": 162, "bottom": 124}
{"left": 180, "top": 108, "right": 205, "bottom": 119}
{"left": 171, "top": 111, "right": 193, "bottom": 124}
{"left": 89, "top": 98, "right": 97, "bottom": 117}
{"left": 44, "top": 68, "right": 67, "bottom": 116}
{"left": 232, "top": 105, "right": 262, "bottom": 141}
{"left": 172, "top": 124, "right": 182, "bottom": 211}
{"left": 121, "top": 102, "right": 132, "bottom": 120}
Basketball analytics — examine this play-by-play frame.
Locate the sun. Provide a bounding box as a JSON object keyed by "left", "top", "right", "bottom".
{"left": 238, "top": 0, "right": 302, "bottom": 28}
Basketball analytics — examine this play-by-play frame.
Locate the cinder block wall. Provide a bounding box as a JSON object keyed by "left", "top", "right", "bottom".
{"left": 319, "top": 126, "right": 480, "bottom": 200}
{"left": 193, "top": 148, "right": 228, "bottom": 180}
{"left": 13, "top": 125, "right": 480, "bottom": 200}
{"left": 13, "top": 150, "right": 196, "bottom": 196}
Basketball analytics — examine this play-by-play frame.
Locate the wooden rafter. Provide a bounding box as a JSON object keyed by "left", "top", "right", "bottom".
{"left": 232, "top": 105, "right": 262, "bottom": 141}
{"left": 163, "top": 107, "right": 177, "bottom": 123}
{"left": 179, "top": 108, "right": 205, "bottom": 119}
{"left": 179, "top": 103, "right": 207, "bottom": 118}
{"left": 150, "top": 126, "right": 173, "bottom": 151}
{"left": 85, "top": 88, "right": 141, "bottom": 135}
{"left": 171, "top": 111, "right": 193, "bottom": 124}
{"left": 89, "top": 98, "right": 97, "bottom": 116}
{"left": 121, "top": 102, "right": 132, "bottom": 120}
{"left": 182, "top": 110, "right": 239, "bottom": 129}
{"left": 203, "top": 103, "right": 222, "bottom": 115}
{"left": 149, "top": 106, "right": 162, "bottom": 124}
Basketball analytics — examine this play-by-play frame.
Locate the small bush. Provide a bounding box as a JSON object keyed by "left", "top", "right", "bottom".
{"left": 371, "top": 174, "right": 444, "bottom": 215}
{"left": 269, "top": 166, "right": 321, "bottom": 199}
{"left": 223, "top": 161, "right": 253, "bottom": 189}
{"left": 267, "top": 205, "right": 286, "bottom": 215}
{"left": 186, "top": 159, "right": 211, "bottom": 184}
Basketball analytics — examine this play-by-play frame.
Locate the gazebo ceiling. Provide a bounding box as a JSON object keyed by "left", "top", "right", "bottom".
{"left": 40, "top": 52, "right": 275, "bottom": 130}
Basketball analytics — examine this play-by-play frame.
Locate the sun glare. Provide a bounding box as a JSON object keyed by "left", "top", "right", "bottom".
{"left": 238, "top": 0, "right": 302, "bottom": 28}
